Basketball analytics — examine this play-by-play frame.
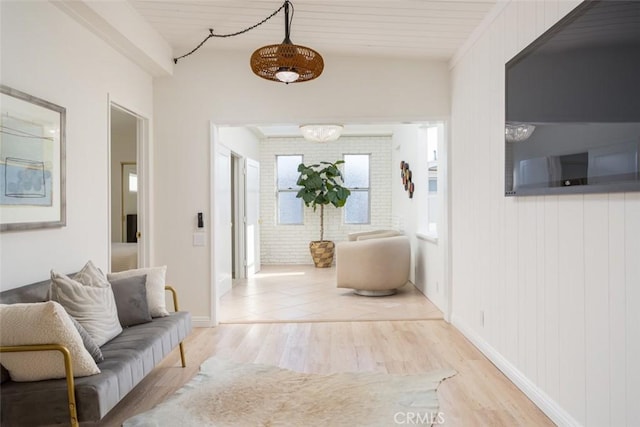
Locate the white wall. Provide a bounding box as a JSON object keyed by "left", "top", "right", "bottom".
{"left": 450, "top": 1, "right": 640, "bottom": 425}
{"left": 0, "top": 1, "right": 154, "bottom": 289}
{"left": 259, "top": 136, "right": 393, "bottom": 264}
{"left": 391, "top": 125, "right": 448, "bottom": 313}
{"left": 153, "top": 50, "right": 450, "bottom": 323}
{"left": 391, "top": 126, "right": 422, "bottom": 280}
{"left": 218, "top": 127, "right": 260, "bottom": 161}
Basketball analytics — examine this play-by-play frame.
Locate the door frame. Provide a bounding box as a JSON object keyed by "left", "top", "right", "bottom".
{"left": 245, "top": 157, "right": 261, "bottom": 276}
{"left": 231, "top": 153, "right": 246, "bottom": 280}
{"left": 209, "top": 123, "right": 234, "bottom": 326}
{"left": 107, "top": 100, "right": 150, "bottom": 270}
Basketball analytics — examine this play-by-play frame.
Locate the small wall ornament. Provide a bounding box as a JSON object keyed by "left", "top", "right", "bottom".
{"left": 400, "top": 161, "right": 414, "bottom": 199}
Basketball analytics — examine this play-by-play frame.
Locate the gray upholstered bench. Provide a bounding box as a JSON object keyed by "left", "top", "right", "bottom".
{"left": 0, "top": 277, "right": 192, "bottom": 426}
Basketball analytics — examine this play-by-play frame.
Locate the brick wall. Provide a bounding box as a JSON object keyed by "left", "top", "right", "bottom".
{"left": 260, "top": 136, "right": 393, "bottom": 264}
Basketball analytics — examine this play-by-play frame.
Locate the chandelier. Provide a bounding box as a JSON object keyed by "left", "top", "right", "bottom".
{"left": 505, "top": 122, "right": 536, "bottom": 143}
{"left": 300, "top": 125, "right": 343, "bottom": 142}
{"left": 174, "top": 1, "right": 324, "bottom": 84}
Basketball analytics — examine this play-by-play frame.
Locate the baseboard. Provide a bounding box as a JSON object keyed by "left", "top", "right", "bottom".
{"left": 192, "top": 316, "right": 214, "bottom": 327}
{"left": 451, "top": 314, "right": 582, "bottom": 427}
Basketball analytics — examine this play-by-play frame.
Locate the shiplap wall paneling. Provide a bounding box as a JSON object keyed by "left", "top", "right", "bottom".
{"left": 608, "top": 193, "right": 626, "bottom": 426}
{"left": 504, "top": 201, "right": 519, "bottom": 367}
{"left": 626, "top": 194, "right": 640, "bottom": 425}
{"left": 584, "top": 194, "right": 611, "bottom": 426}
{"left": 501, "top": 0, "right": 522, "bottom": 378}
{"left": 557, "top": 196, "right": 586, "bottom": 425}
{"left": 558, "top": 0, "right": 580, "bottom": 18}
{"left": 447, "top": 0, "right": 640, "bottom": 424}
{"left": 486, "top": 12, "right": 505, "bottom": 354}
{"left": 504, "top": 0, "right": 520, "bottom": 62}
{"left": 450, "top": 53, "right": 473, "bottom": 325}
{"left": 492, "top": 10, "right": 509, "bottom": 362}
{"left": 543, "top": 195, "right": 560, "bottom": 402}
{"left": 474, "top": 33, "right": 492, "bottom": 343}
{"left": 514, "top": 0, "right": 539, "bottom": 385}
{"left": 543, "top": 0, "right": 560, "bottom": 34}
{"left": 535, "top": 196, "right": 546, "bottom": 391}
{"left": 540, "top": 0, "right": 562, "bottom": 408}
{"left": 518, "top": 0, "right": 538, "bottom": 49}
{"left": 523, "top": 198, "right": 539, "bottom": 380}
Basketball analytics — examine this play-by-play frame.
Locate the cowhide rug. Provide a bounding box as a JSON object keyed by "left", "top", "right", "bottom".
{"left": 124, "top": 357, "right": 456, "bottom": 427}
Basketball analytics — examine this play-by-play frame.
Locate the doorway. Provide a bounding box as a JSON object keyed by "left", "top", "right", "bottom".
{"left": 109, "top": 104, "right": 147, "bottom": 272}
{"left": 210, "top": 122, "right": 450, "bottom": 324}
{"left": 230, "top": 153, "right": 260, "bottom": 280}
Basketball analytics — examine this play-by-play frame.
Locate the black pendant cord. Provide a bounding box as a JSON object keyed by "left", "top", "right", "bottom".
{"left": 173, "top": 1, "right": 290, "bottom": 64}
{"left": 283, "top": 1, "right": 294, "bottom": 43}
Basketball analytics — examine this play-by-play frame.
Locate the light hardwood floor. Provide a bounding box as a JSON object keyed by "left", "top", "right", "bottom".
{"left": 220, "top": 265, "right": 443, "bottom": 323}
{"left": 99, "top": 322, "right": 554, "bottom": 426}
{"left": 97, "top": 266, "right": 553, "bottom": 426}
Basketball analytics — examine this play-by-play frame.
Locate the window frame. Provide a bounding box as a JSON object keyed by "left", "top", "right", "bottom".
{"left": 276, "top": 154, "right": 304, "bottom": 225}
{"left": 342, "top": 153, "right": 371, "bottom": 225}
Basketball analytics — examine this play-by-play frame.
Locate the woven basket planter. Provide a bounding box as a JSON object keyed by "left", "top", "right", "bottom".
{"left": 309, "top": 240, "right": 335, "bottom": 268}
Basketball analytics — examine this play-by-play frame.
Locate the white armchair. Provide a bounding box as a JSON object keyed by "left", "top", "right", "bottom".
{"left": 336, "top": 232, "right": 410, "bottom": 296}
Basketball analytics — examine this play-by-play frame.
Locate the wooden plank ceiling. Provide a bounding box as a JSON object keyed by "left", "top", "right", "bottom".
{"left": 130, "top": 0, "right": 497, "bottom": 60}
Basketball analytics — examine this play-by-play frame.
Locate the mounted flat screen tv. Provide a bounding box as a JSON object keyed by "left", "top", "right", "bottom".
{"left": 505, "top": 0, "right": 640, "bottom": 196}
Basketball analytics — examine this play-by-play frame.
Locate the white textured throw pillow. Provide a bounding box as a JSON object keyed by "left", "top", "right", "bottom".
{"left": 51, "top": 261, "right": 123, "bottom": 346}
{"left": 108, "top": 266, "right": 169, "bottom": 317}
{"left": 0, "top": 301, "right": 100, "bottom": 381}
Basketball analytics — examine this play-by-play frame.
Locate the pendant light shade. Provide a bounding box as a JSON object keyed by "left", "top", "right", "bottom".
{"left": 251, "top": 43, "right": 324, "bottom": 84}
{"left": 250, "top": 1, "right": 324, "bottom": 84}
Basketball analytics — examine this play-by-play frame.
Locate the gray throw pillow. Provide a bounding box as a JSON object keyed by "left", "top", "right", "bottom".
{"left": 69, "top": 315, "right": 104, "bottom": 363}
{"left": 50, "top": 261, "right": 123, "bottom": 347}
{"left": 109, "top": 275, "right": 152, "bottom": 327}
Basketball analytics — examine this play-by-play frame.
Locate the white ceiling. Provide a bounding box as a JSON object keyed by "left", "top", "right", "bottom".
{"left": 129, "top": 1, "right": 497, "bottom": 137}
{"left": 130, "top": 0, "right": 497, "bottom": 61}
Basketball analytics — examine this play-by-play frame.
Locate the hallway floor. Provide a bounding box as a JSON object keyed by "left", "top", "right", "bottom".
{"left": 220, "top": 264, "right": 443, "bottom": 323}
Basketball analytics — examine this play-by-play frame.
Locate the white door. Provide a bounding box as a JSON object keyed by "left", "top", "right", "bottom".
{"left": 245, "top": 158, "right": 261, "bottom": 276}
{"left": 215, "top": 144, "right": 233, "bottom": 296}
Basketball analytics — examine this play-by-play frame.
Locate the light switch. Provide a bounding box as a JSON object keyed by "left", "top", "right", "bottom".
{"left": 193, "top": 232, "right": 206, "bottom": 247}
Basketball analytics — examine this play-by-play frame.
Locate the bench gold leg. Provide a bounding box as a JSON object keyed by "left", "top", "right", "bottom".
{"left": 164, "top": 286, "right": 187, "bottom": 368}
{"left": 1, "top": 344, "right": 78, "bottom": 426}
{"left": 179, "top": 342, "right": 186, "bottom": 367}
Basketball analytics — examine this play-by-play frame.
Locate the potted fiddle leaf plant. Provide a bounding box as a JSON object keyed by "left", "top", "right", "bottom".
{"left": 296, "top": 160, "right": 351, "bottom": 267}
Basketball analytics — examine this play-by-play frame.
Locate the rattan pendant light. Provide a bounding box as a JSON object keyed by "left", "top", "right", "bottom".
{"left": 173, "top": 1, "right": 323, "bottom": 84}
{"left": 250, "top": 1, "right": 324, "bottom": 84}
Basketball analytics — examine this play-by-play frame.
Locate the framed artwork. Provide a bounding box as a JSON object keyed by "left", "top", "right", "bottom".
{"left": 0, "top": 85, "right": 66, "bottom": 231}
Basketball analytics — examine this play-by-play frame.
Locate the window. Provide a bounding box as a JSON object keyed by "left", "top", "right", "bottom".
{"left": 343, "top": 154, "right": 370, "bottom": 224}
{"left": 128, "top": 172, "right": 138, "bottom": 193}
{"left": 276, "top": 155, "right": 303, "bottom": 224}
{"left": 428, "top": 177, "right": 437, "bottom": 193}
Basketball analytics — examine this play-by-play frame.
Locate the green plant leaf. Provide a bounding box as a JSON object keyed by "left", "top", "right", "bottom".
{"left": 295, "top": 159, "right": 351, "bottom": 233}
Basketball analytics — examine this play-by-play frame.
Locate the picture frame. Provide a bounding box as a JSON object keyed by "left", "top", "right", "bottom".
{"left": 1, "top": 85, "right": 66, "bottom": 231}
